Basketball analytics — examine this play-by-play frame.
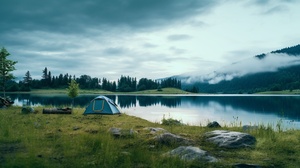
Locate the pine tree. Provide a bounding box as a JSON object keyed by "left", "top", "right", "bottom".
{"left": 23, "top": 71, "right": 32, "bottom": 90}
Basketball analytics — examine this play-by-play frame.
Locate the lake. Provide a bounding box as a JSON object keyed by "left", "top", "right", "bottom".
{"left": 7, "top": 93, "right": 300, "bottom": 130}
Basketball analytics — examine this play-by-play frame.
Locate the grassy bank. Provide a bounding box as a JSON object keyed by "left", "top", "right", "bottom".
{"left": 8, "top": 87, "right": 191, "bottom": 95}
{"left": 1, "top": 106, "right": 300, "bottom": 167}
{"left": 256, "top": 89, "right": 300, "bottom": 94}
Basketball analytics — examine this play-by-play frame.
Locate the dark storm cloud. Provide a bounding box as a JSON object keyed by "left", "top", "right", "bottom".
{"left": 0, "top": 0, "right": 218, "bottom": 34}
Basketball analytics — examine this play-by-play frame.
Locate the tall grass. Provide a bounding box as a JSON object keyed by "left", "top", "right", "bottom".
{"left": 1, "top": 106, "right": 300, "bottom": 167}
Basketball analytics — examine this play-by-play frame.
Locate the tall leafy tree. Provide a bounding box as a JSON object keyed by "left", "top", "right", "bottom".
{"left": 0, "top": 47, "right": 17, "bottom": 97}
{"left": 67, "top": 79, "right": 79, "bottom": 108}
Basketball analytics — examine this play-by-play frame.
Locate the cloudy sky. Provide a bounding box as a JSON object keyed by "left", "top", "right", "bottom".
{"left": 1, "top": 0, "right": 300, "bottom": 81}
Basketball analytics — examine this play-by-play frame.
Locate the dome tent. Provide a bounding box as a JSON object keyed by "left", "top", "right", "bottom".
{"left": 83, "top": 96, "right": 121, "bottom": 115}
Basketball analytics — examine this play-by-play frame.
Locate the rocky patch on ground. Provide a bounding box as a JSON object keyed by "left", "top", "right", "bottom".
{"left": 164, "top": 146, "right": 218, "bottom": 162}
{"left": 154, "top": 132, "right": 195, "bottom": 146}
{"left": 109, "top": 127, "right": 259, "bottom": 165}
{"left": 204, "top": 130, "right": 256, "bottom": 148}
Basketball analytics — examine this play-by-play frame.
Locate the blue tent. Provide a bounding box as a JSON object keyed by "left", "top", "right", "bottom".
{"left": 83, "top": 96, "right": 121, "bottom": 115}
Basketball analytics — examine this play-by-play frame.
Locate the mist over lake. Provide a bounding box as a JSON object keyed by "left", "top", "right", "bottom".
{"left": 9, "top": 94, "right": 300, "bottom": 130}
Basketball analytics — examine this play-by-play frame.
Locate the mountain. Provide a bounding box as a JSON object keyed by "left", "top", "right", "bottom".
{"left": 177, "top": 44, "right": 300, "bottom": 93}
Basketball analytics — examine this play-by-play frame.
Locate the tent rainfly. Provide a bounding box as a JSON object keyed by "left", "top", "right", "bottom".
{"left": 83, "top": 96, "right": 121, "bottom": 115}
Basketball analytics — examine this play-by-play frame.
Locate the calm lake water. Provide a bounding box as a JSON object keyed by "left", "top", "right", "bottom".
{"left": 8, "top": 93, "right": 300, "bottom": 130}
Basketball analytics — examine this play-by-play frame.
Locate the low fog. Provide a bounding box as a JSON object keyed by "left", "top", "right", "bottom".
{"left": 184, "top": 53, "right": 300, "bottom": 84}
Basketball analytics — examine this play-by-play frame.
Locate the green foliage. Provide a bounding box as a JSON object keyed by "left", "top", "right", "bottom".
{"left": 161, "top": 115, "right": 183, "bottom": 126}
{"left": 67, "top": 80, "right": 79, "bottom": 108}
{"left": 6, "top": 65, "right": 182, "bottom": 93}
{"left": 67, "top": 80, "right": 79, "bottom": 99}
{"left": 118, "top": 75, "right": 137, "bottom": 92}
{"left": 0, "top": 47, "right": 17, "bottom": 97}
{"left": 137, "top": 78, "right": 158, "bottom": 91}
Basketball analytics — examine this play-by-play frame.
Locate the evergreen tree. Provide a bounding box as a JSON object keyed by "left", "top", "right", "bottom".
{"left": 23, "top": 71, "right": 32, "bottom": 91}
{"left": 48, "top": 71, "right": 52, "bottom": 87}
{"left": 41, "top": 67, "right": 49, "bottom": 87}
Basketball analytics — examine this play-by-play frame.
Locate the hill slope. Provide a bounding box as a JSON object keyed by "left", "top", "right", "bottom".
{"left": 179, "top": 44, "right": 300, "bottom": 93}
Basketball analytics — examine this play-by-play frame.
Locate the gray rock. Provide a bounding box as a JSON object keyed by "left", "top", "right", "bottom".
{"left": 73, "top": 126, "right": 80, "bottom": 131}
{"left": 145, "top": 127, "right": 168, "bottom": 134}
{"left": 110, "top": 127, "right": 122, "bottom": 137}
{"left": 109, "top": 127, "right": 135, "bottom": 138}
{"left": 165, "top": 146, "right": 218, "bottom": 162}
{"left": 21, "top": 106, "right": 34, "bottom": 114}
{"left": 155, "top": 133, "right": 194, "bottom": 146}
{"left": 204, "top": 130, "right": 256, "bottom": 149}
{"left": 233, "top": 163, "right": 261, "bottom": 168}
{"left": 207, "top": 121, "right": 221, "bottom": 128}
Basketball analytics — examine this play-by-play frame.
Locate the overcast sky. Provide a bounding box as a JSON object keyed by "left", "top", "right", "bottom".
{"left": 1, "top": 0, "right": 300, "bottom": 81}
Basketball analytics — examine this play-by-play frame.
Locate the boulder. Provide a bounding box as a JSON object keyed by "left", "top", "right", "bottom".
{"left": 207, "top": 121, "right": 221, "bottom": 128}
{"left": 155, "top": 133, "right": 194, "bottom": 146}
{"left": 233, "top": 163, "right": 262, "bottom": 168}
{"left": 165, "top": 146, "right": 218, "bottom": 162}
{"left": 109, "top": 127, "right": 122, "bottom": 137}
{"left": 144, "top": 127, "right": 168, "bottom": 134}
{"left": 21, "top": 106, "right": 34, "bottom": 114}
{"left": 109, "top": 127, "right": 135, "bottom": 138}
{"left": 204, "top": 130, "right": 256, "bottom": 149}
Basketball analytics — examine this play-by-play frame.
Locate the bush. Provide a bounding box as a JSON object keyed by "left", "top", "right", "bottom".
{"left": 161, "top": 117, "right": 183, "bottom": 126}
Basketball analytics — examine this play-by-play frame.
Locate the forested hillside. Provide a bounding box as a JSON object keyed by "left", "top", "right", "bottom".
{"left": 183, "top": 44, "right": 300, "bottom": 93}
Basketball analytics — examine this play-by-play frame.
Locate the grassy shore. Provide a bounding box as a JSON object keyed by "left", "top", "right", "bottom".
{"left": 7, "top": 88, "right": 300, "bottom": 95}
{"left": 1, "top": 106, "right": 299, "bottom": 167}
{"left": 256, "top": 89, "right": 300, "bottom": 95}
{"left": 12, "top": 87, "right": 192, "bottom": 95}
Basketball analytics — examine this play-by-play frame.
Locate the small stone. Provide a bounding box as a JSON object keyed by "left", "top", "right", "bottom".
{"left": 144, "top": 127, "right": 168, "bottom": 134}
{"left": 207, "top": 121, "right": 221, "bottom": 128}
{"left": 155, "top": 133, "right": 194, "bottom": 146}
{"left": 233, "top": 163, "right": 261, "bottom": 168}
{"left": 73, "top": 126, "right": 80, "bottom": 131}
{"left": 110, "top": 127, "right": 122, "bottom": 137}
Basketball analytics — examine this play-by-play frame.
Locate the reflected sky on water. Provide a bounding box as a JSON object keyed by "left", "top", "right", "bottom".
{"left": 9, "top": 94, "right": 300, "bottom": 130}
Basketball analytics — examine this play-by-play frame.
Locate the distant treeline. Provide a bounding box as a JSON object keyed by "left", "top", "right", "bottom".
{"left": 7, "top": 67, "right": 181, "bottom": 92}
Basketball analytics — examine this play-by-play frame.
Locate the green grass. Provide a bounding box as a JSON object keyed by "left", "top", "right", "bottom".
{"left": 256, "top": 89, "right": 300, "bottom": 94}
{"left": 1, "top": 106, "right": 300, "bottom": 167}
{"left": 131, "top": 88, "right": 191, "bottom": 94}
{"left": 9, "top": 87, "right": 191, "bottom": 95}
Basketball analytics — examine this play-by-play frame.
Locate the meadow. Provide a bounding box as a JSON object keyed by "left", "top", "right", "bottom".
{"left": 1, "top": 106, "right": 300, "bottom": 167}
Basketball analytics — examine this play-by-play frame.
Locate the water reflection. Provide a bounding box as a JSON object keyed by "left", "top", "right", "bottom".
{"left": 8, "top": 94, "right": 300, "bottom": 129}
{"left": 118, "top": 95, "right": 136, "bottom": 108}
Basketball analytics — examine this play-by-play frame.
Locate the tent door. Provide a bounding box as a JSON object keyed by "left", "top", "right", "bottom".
{"left": 93, "top": 100, "right": 105, "bottom": 112}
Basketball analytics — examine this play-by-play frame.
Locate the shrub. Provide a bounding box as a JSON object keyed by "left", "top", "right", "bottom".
{"left": 161, "top": 117, "right": 183, "bottom": 126}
